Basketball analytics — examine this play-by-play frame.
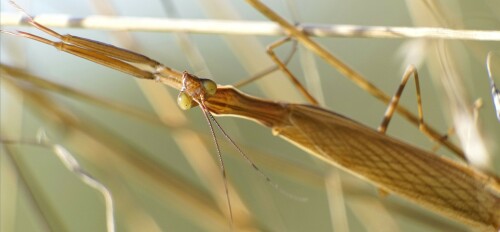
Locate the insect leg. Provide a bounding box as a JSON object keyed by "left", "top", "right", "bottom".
{"left": 377, "top": 65, "right": 466, "bottom": 160}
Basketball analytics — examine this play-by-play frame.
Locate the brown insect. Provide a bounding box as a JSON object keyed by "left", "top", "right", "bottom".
{"left": 2, "top": 1, "right": 499, "bottom": 231}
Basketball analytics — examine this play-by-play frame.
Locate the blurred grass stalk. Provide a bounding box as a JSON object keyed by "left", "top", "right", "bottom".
{"left": 2, "top": 12, "right": 500, "bottom": 40}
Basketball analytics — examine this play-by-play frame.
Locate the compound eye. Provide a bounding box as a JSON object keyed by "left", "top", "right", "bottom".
{"left": 201, "top": 79, "right": 217, "bottom": 96}
{"left": 177, "top": 91, "right": 193, "bottom": 110}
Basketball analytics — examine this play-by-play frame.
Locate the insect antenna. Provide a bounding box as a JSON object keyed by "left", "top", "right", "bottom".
{"left": 198, "top": 102, "right": 234, "bottom": 229}
{"left": 203, "top": 104, "right": 307, "bottom": 202}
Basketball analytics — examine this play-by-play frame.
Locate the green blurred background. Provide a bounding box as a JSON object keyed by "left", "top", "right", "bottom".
{"left": 1, "top": 0, "right": 499, "bottom": 231}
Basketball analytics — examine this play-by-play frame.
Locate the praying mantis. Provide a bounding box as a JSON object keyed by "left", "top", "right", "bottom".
{"left": 1, "top": 0, "right": 500, "bottom": 231}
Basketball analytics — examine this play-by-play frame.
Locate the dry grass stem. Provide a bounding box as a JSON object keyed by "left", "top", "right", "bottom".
{"left": 1, "top": 12, "right": 499, "bottom": 41}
